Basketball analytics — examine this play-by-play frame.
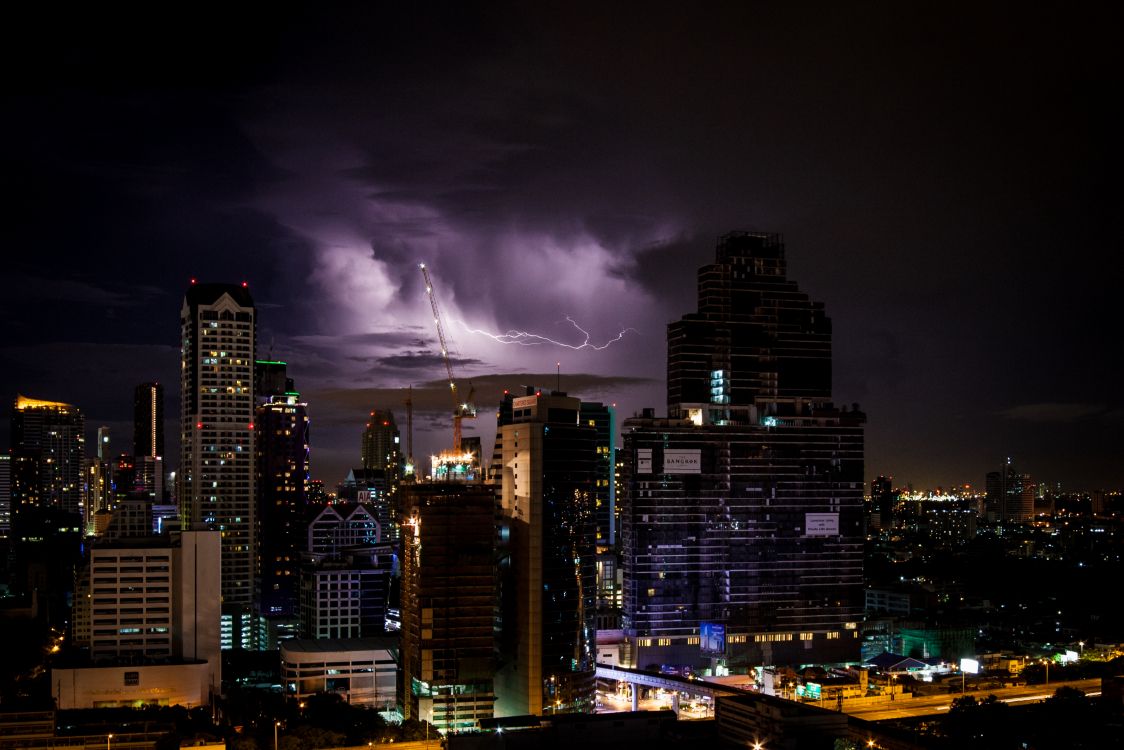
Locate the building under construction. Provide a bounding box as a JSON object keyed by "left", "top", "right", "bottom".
{"left": 398, "top": 482, "right": 496, "bottom": 731}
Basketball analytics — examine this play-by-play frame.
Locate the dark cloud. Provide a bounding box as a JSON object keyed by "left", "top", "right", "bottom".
{"left": 2, "top": 3, "right": 1121, "bottom": 489}
{"left": 374, "top": 352, "right": 483, "bottom": 371}
{"left": 999, "top": 403, "right": 1108, "bottom": 424}
{"left": 2, "top": 275, "right": 163, "bottom": 308}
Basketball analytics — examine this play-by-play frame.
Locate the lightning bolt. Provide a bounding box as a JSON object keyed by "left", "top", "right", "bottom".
{"left": 458, "top": 316, "right": 636, "bottom": 350}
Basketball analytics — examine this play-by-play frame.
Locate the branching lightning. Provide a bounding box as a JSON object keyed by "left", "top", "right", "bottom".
{"left": 458, "top": 316, "right": 636, "bottom": 350}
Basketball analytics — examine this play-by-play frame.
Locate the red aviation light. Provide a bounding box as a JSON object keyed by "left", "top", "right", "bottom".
{"left": 196, "top": 422, "right": 203, "bottom": 429}
{"left": 242, "top": 281, "right": 248, "bottom": 288}
{"left": 248, "top": 423, "right": 255, "bottom": 430}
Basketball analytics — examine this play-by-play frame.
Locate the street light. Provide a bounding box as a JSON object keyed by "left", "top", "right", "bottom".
{"left": 274, "top": 721, "right": 281, "bottom": 750}
{"left": 1041, "top": 659, "right": 1050, "bottom": 686}
{"left": 107, "top": 734, "right": 113, "bottom": 750}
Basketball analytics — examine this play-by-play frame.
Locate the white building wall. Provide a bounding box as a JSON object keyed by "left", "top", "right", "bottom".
{"left": 52, "top": 662, "right": 211, "bottom": 709}
{"left": 280, "top": 641, "right": 396, "bottom": 710}
{"left": 174, "top": 530, "right": 222, "bottom": 694}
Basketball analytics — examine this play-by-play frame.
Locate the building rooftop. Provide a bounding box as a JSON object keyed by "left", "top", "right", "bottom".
{"left": 14, "top": 395, "right": 78, "bottom": 412}
{"left": 184, "top": 282, "right": 254, "bottom": 307}
{"left": 280, "top": 637, "right": 398, "bottom": 654}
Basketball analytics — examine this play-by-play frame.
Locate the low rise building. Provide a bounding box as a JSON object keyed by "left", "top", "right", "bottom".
{"left": 280, "top": 638, "right": 397, "bottom": 712}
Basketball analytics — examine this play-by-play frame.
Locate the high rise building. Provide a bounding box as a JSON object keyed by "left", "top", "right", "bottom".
{"left": 621, "top": 232, "right": 865, "bottom": 670}
{"left": 133, "top": 382, "right": 165, "bottom": 461}
{"left": 666, "top": 232, "right": 831, "bottom": 419}
{"left": 359, "top": 409, "right": 401, "bottom": 535}
{"left": 871, "top": 476, "right": 894, "bottom": 531}
{"left": 97, "top": 425, "right": 112, "bottom": 459}
{"left": 254, "top": 360, "right": 310, "bottom": 619}
{"left": 300, "top": 503, "right": 391, "bottom": 640}
{"left": 579, "top": 401, "right": 621, "bottom": 631}
{"left": 1003, "top": 459, "right": 1034, "bottom": 524}
{"left": 300, "top": 549, "right": 391, "bottom": 639}
{"left": 307, "top": 503, "right": 380, "bottom": 554}
{"left": 985, "top": 470, "right": 1004, "bottom": 522}
{"left": 399, "top": 483, "right": 495, "bottom": 731}
{"left": 60, "top": 529, "right": 221, "bottom": 708}
{"left": 985, "top": 459, "right": 1034, "bottom": 524}
{"left": 339, "top": 469, "right": 398, "bottom": 542}
{"left": 0, "top": 453, "right": 10, "bottom": 537}
{"left": 180, "top": 282, "right": 257, "bottom": 648}
{"left": 361, "top": 409, "right": 401, "bottom": 474}
{"left": 10, "top": 395, "right": 86, "bottom": 535}
{"left": 494, "top": 388, "right": 596, "bottom": 716}
{"left": 579, "top": 401, "right": 616, "bottom": 550}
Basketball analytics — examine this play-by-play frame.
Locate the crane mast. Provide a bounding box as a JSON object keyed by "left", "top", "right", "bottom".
{"left": 419, "top": 263, "right": 475, "bottom": 452}
{"left": 404, "top": 385, "right": 414, "bottom": 477}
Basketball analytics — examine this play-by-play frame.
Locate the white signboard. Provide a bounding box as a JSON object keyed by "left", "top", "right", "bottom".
{"left": 513, "top": 396, "right": 538, "bottom": 410}
{"left": 663, "top": 449, "right": 701, "bottom": 474}
{"left": 961, "top": 658, "right": 979, "bottom": 674}
{"left": 805, "top": 512, "right": 840, "bottom": 537}
{"left": 637, "top": 448, "right": 653, "bottom": 474}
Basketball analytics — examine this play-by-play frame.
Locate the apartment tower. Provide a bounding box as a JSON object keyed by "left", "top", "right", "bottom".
{"left": 180, "top": 282, "right": 256, "bottom": 649}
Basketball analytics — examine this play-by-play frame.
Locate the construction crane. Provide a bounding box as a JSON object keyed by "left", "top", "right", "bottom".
{"left": 419, "top": 263, "right": 476, "bottom": 452}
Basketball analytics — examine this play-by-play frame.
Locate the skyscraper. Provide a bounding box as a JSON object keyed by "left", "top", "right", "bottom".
{"left": 10, "top": 395, "right": 86, "bottom": 533}
{"left": 579, "top": 401, "right": 616, "bottom": 550}
{"left": 666, "top": 232, "right": 831, "bottom": 419}
{"left": 254, "top": 359, "right": 310, "bottom": 619}
{"left": 359, "top": 408, "right": 401, "bottom": 534}
{"left": 133, "top": 382, "right": 165, "bottom": 460}
{"left": 180, "top": 282, "right": 257, "bottom": 649}
{"left": 621, "top": 232, "right": 865, "bottom": 670}
{"left": 495, "top": 389, "right": 596, "bottom": 716}
{"left": 361, "top": 408, "right": 401, "bottom": 474}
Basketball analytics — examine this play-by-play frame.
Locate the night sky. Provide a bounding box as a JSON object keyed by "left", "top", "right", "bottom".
{"left": 2, "top": 4, "right": 1120, "bottom": 491}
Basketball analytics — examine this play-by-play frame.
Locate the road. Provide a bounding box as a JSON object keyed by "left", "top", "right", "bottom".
{"left": 596, "top": 689, "right": 714, "bottom": 717}
{"left": 847, "top": 678, "right": 1102, "bottom": 721}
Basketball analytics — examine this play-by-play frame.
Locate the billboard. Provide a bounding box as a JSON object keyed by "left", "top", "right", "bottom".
{"left": 805, "top": 513, "right": 840, "bottom": 537}
{"left": 796, "top": 682, "right": 821, "bottom": 700}
{"left": 512, "top": 395, "right": 538, "bottom": 410}
{"left": 663, "top": 449, "right": 701, "bottom": 474}
{"left": 700, "top": 622, "right": 726, "bottom": 655}
{"left": 961, "top": 658, "right": 979, "bottom": 674}
{"left": 637, "top": 448, "right": 653, "bottom": 474}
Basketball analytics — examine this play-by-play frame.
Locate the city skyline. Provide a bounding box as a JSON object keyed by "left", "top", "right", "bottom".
{"left": 2, "top": 5, "right": 1119, "bottom": 490}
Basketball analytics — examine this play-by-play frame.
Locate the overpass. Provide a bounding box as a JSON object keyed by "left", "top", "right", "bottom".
{"left": 595, "top": 663, "right": 753, "bottom": 712}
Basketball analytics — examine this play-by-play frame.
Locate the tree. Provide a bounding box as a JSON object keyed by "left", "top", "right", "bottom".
{"left": 279, "top": 726, "right": 346, "bottom": 750}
